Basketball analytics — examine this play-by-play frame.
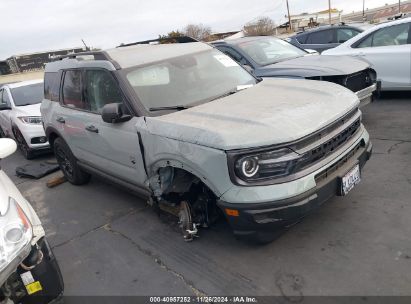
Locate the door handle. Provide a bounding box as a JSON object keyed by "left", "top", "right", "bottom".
{"left": 56, "top": 116, "right": 65, "bottom": 123}
{"left": 85, "top": 125, "right": 99, "bottom": 133}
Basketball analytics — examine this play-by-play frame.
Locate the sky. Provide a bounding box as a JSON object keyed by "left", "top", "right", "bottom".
{"left": 0, "top": 0, "right": 401, "bottom": 59}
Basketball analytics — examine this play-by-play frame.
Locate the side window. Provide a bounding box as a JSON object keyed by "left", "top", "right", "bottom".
{"left": 85, "top": 70, "right": 123, "bottom": 114}
{"left": 1, "top": 89, "right": 11, "bottom": 106}
{"left": 372, "top": 23, "right": 410, "bottom": 47}
{"left": 356, "top": 34, "right": 373, "bottom": 48}
{"left": 44, "top": 72, "right": 61, "bottom": 102}
{"left": 62, "top": 70, "right": 86, "bottom": 110}
{"left": 356, "top": 23, "right": 410, "bottom": 48}
{"left": 296, "top": 34, "right": 308, "bottom": 44}
{"left": 306, "top": 30, "right": 334, "bottom": 44}
{"left": 217, "top": 46, "right": 244, "bottom": 63}
{"left": 337, "top": 29, "right": 360, "bottom": 43}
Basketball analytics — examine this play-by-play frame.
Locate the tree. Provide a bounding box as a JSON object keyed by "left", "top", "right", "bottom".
{"left": 159, "top": 30, "right": 185, "bottom": 40}
{"left": 157, "top": 30, "right": 185, "bottom": 43}
{"left": 243, "top": 17, "right": 277, "bottom": 36}
{"left": 183, "top": 24, "right": 212, "bottom": 41}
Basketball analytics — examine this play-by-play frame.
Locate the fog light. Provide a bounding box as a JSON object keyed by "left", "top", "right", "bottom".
{"left": 31, "top": 137, "right": 47, "bottom": 144}
{"left": 225, "top": 208, "right": 239, "bottom": 217}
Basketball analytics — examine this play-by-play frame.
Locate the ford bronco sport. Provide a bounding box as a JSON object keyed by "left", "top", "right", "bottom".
{"left": 41, "top": 38, "right": 372, "bottom": 243}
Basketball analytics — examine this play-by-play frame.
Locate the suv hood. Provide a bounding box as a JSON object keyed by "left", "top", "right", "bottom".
{"left": 13, "top": 104, "right": 41, "bottom": 117}
{"left": 145, "top": 78, "right": 359, "bottom": 150}
{"left": 256, "top": 55, "right": 370, "bottom": 78}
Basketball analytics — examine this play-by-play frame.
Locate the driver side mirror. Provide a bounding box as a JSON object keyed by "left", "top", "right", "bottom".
{"left": 101, "top": 103, "right": 132, "bottom": 124}
{"left": 0, "top": 104, "right": 11, "bottom": 111}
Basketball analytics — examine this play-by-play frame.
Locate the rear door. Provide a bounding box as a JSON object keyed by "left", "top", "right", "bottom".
{"left": 352, "top": 22, "right": 411, "bottom": 89}
{"left": 63, "top": 68, "right": 147, "bottom": 186}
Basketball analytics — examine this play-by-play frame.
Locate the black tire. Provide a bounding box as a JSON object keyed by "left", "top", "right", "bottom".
{"left": 13, "top": 128, "right": 34, "bottom": 160}
{"left": 54, "top": 137, "right": 91, "bottom": 185}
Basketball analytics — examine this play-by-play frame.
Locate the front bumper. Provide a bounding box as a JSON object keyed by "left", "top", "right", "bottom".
{"left": 15, "top": 122, "right": 50, "bottom": 150}
{"left": 218, "top": 140, "right": 372, "bottom": 240}
{"left": 1, "top": 237, "right": 64, "bottom": 304}
{"left": 356, "top": 82, "right": 379, "bottom": 107}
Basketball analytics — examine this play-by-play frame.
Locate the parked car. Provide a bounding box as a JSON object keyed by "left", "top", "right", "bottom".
{"left": 323, "top": 17, "right": 411, "bottom": 91}
{"left": 0, "top": 138, "right": 64, "bottom": 303}
{"left": 287, "top": 24, "right": 363, "bottom": 53}
{"left": 41, "top": 40, "right": 372, "bottom": 243}
{"left": 0, "top": 80, "right": 49, "bottom": 159}
{"left": 212, "top": 36, "right": 378, "bottom": 107}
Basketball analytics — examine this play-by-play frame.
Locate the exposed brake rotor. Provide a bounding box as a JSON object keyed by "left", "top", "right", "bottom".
{"left": 178, "top": 201, "right": 198, "bottom": 242}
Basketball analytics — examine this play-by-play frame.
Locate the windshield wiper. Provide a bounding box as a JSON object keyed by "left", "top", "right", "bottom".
{"left": 149, "top": 105, "right": 190, "bottom": 112}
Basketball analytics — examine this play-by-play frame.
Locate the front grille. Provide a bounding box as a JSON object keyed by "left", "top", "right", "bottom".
{"left": 298, "top": 118, "right": 361, "bottom": 171}
{"left": 344, "top": 71, "right": 371, "bottom": 92}
{"left": 315, "top": 141, "right": 363, "bottom": 184}
{"left": 310, "top": 69, "right": 375, "bottom": 93}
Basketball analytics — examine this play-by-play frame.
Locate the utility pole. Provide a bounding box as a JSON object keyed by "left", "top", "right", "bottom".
{"left": 399, "top": 0, "right": 401, "bottom": 13}
{"left": 362, "top": 0, "right": 366, "bottom": 21}
{"left": 328, "top": 0, "right": 332, "bottom": 25}
{"left": 286, "top": 0, "right": 292, "bottom": 32}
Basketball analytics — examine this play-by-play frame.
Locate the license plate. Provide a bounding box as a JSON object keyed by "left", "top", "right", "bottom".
{"left": 341, "top": 164, "right": 361, "bottom": 196}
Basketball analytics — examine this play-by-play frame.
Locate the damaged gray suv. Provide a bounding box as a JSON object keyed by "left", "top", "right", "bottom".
{"left": 41, "top": 38, "right": 372, "bottom": 243}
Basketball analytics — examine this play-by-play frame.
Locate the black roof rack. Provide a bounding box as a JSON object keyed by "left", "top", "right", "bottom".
{"left": 118, "top": 36, "right": 198, "bottom": 48}
{"left": 51, "top": 51, "right": 111, "bottom": 62}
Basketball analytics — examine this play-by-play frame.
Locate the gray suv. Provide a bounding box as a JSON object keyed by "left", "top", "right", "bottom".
{"left": 41, "top": 40, "right": 372, "bottom": 243}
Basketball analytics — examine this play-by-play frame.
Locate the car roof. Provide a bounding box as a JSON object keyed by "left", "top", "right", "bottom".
{"left": 292, "top": 24, "right": 362, "bottom": 37}
{"left": 45, "top": 42, "right": 212, "bottom": 71}
{"left": 370, "top": 16, "right": 411, "bottom": 29}
{"left": 3, "top": 79, "right": 43, "bottom": 89}
{"left": 212, "top": 36, "right": 279, "bottom": 46}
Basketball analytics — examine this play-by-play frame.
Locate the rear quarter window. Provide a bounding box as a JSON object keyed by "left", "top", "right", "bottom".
{"left": 44, "top": 72, "right": 61, "bottom": 101}
{"left": 296, "top": 34, "right": 308, "bottom": 44}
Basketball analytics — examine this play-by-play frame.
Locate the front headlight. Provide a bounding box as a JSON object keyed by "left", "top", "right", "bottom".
{"left": 17, "top": 116, "right": 42, "bottom": 125}
{"left": 232, "top": 148, "right": 306, "bottom": 182}
{"left": 0, "top": 198, "right": 33, "bottom": 272}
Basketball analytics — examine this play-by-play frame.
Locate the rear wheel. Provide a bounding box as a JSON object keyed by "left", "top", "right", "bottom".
{"left": 54, "top": 137, "right": 91, "bottom": 185}
{"left": 13, "top": 128, "right": 34, "bottom": 160}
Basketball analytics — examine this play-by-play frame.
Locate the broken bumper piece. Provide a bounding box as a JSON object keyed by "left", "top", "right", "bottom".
{"left": 1, "top": 237, "right": 64, "bottom": 304}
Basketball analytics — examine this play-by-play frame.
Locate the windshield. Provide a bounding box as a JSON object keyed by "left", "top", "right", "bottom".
{"left": 236, "top": 37, "right": 307, "bottom": 66}
{"left": 124, "top": 49, "right": 256, "bottom": 112}
{"left": 11, "top": 83, "right": 44, "bottom": 106}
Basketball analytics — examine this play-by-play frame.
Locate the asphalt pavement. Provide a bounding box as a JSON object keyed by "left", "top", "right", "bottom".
{"left": 2, "top": 93, "right": 410, "bottom": 298}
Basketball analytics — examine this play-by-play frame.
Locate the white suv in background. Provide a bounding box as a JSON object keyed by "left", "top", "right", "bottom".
{"left": 0, "top": 80, "right": 49, "bottom": 159}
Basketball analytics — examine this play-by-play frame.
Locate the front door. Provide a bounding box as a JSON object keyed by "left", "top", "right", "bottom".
{"left": 80, "top": 69, "right": 147, "bottom": 187}
{"left": 352, "top": 22, "right": 411, "bottom": 89}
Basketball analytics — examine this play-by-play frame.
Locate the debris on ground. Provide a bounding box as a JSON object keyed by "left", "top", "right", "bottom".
{"left": 46, "top": 175, "right": 67, "bottom": 188}
{"left": 16, "top": 162, "right": 60, "bottom": 179}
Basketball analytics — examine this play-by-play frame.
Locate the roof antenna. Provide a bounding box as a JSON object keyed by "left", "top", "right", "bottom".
{"left": 81, "top": 39, "right": 90, "bottom": 51}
